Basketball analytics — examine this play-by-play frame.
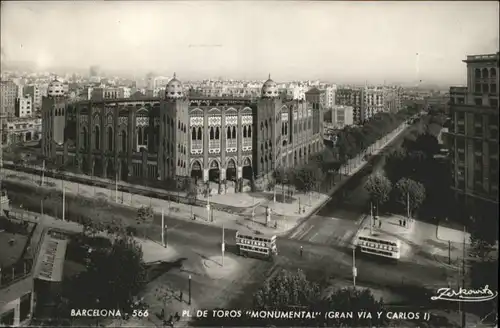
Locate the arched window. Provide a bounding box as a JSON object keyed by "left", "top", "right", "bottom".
{"left": 121, "top": 131, "right": 127, "bottom": 152}
{"left": 192, "top": 127, "right": 197, "bottom": 140}
{"left": 137, "top": 127, "right": 143, "bottom": 145}
{"left": 82, "top": 127, "right": 88, "bottom": 150}
{"left": 243, "top": 126, "right": 247, "bottom": 138}
{"left": 144, "top": 127, "right": 149, "bottom": 146}
{"left": 475, "top": 68, "right": 481, "bottom": 78}
{"left": 210, "top": 127, "right": 214, "bottom": 140}
{"left": 108, "top": 127, "right": 113, "bottom": 151}
{"left": 95, "top": 126, "right": 100, "bottom": 150}
{"left": 215, "top": 127, "right": 220, "bottom": 140}
{"left": 232, "top": 127, "right": 236, "bottom": 139}
{"left": 482, "top": 68, "right": 489, "bottom": 79}
{"left": 197, "top": 127, "right": 202, "bottom": 140}
{"left": 227, "top": 127, "right": 231, "bottom": 139}
{"left": 248, "top": 126, "right": 252, "bottom": 138}
{"left": 155, "top": 127, "right": 159, "bottom": 147}
{"left": 490, "top": 68, "right": 497, "bottom": 78}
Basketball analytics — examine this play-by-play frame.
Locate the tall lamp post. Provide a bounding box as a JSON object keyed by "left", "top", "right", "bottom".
{"left": 370, "top": 201, "right": 374, "bottom": 235}
{"left": 62, "top": 180, "right": 66, "bottom": 221}
{"left": 352, "top": 248, "right": 357, "bottom": 287}
{"left": 188, "top": 275, "right": 192, "bottom": 305}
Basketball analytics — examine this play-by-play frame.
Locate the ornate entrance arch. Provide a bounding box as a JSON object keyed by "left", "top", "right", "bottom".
{"left": 208, "top": 160, "right": 220, "bottom": 182}
{"left": 226, "top": 158, "right": 237, "bottom": 181}
{"left": 242, "top": 157, "right": 253, "bottom": 180}
{"left": 190, "top": 160, "right": 203, "bottom": 180}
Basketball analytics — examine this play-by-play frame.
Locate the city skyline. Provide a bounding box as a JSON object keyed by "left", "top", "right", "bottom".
{"left": 1, "top": 1, "right": 499, "bottom": 85}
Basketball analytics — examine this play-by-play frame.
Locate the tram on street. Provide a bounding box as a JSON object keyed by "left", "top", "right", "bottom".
{"left": 235, "top": 231, "right": 278, "bottom": 261}
{"left": 355, "top": 232, "right": 401, "bottom": 260}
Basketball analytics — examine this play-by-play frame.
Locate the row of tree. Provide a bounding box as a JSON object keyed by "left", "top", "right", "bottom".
{"left": 271, "top": 106, "right": 420, "bottom": 198}
{"left": 363, "top": 111, "right": 447, "bottom": 216}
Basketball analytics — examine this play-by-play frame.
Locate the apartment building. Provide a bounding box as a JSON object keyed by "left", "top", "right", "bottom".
{"left": 330, "top": 105, "right": 354, "bottom": 129}
{"left": 446, "top": 52, "right": 499, "bottom": 219}
{"left": 23, "top": 85, "right": 42, "bottom": 111}
{"left": 15, "top": 96, "right": 32, "bottom": 118}
{"left": 324, "top": 86, "right": 337, "bottom": 109}
{"left": 1, "top": 81, "right": 18, "bottom": 117}
{"left": 363, "top": 86, "right": 385, "bottom": 120}
{"left": 336, "top": 87, "right": 363, "bottom": 124}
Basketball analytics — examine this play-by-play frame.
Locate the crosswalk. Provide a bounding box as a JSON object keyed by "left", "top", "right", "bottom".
{"left": 288, "top": 218, "right": 358, "bottom": 248}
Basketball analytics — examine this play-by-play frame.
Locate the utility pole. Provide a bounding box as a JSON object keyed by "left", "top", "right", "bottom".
{"left": 251, "top": 195, "right": 255, "bottom": 220}
{"left": 62, "top": 181, "right": 65, "bottom": 221}
{"left": 370, "top": 202, "right": 374, "bottom": 235}
{"left": 115, "top": 171, "right": 118, "bottom": 203}
{"left": 41, "top": 159, "right": 45, "bottom": 186}
{"left": 188, "top": 275, "right": 192, "bottom": 305}
{"left": 461, "top": 224, "right": 467, "bottom": 328}
{"left": 407, "top": 192, "right": 410, "bottom": 228}
{"left": 221, "top": 224, "right": 225, "bottom": 267}
{"left": 207, "top": 187, "right": 211, "bottom": 222}
{"left": 161, "top": 208, "right": 165, "bottom": 247}
{"left": 352, "top": 248, "right": 357, "bottom": 287}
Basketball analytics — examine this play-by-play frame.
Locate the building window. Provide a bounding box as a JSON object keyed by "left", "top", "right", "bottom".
{"left": 95, "top": 126, "right": 100, "bottom": 150}
{"left": 108, "top": 127, "right": 113, "bottom": 151}
{"left": 482, "top": 68, "right": 489, "bottom": 79}
{"left": 0, "top": 309, "right": 14, "bottom": 326}
{"left": 491, "top": 68, "right": 497, "bottom": 78}
{"left": 491, "top": 84, "right": 497, "bottom": 94}
{"left": 20, "top": 292, "right": 32, "bottom": 322}
{"left": 475, "top": 84, "right": 481, "bottom": 93}
{"left": 491, "top": 99, "right": 498, "bottom": 108}
{"left": 121, "top": 131, "right": 127, "bottom": 151}
{"left": 475, "top": 98, "right": 483, "bottom": 106}
{"left": 483, "top": 84, "right": 489, "bottom": 93}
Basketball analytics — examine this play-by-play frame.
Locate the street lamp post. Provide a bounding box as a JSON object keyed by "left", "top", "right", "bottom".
{"left": 251, "top": 196, "right": 255, "bottom": 220}
{"left": 161, "top": 208, "right": 166, "bottom": 247}
{"left": 221, "top": 224, "right": 225, "bottom": 267}
{"left": 207, "top": 185, "right": 211, "bottom": 222}
{"left": 352, "top": 248, "right": 357, "bottom": 288}
{"left": 188, "top": 275, "right": 192, "bottom": 305}
{"left": 62, "top": 180, "right": 65, "bottom": 221}
{"left": 370, "top": 202, "right": 374, "bottom": 235}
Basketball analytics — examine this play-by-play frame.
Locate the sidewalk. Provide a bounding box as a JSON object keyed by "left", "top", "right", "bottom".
{"left": 437, "top": 225, "right": 470, "bottom": 244}
{"left": 2, "top": 122, "right": 408, "bottom": 238}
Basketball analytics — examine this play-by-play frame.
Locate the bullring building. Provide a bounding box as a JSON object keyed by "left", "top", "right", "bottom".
{"left": 42, "top": 75, "right": 324, "bottom": 189}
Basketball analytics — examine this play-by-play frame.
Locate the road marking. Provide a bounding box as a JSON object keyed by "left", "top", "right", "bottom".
{"left": 309, "top": 232, "right": 320, "bottom": 243}
{"left": 295, "top": 225, "right": 315, "bottom": 240}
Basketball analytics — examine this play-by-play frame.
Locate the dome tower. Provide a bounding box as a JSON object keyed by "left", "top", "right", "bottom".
{"left": 47, "top": 78, "right": 66, "bottom": 97}
{"left": 261, "top": 74, "right": 279, "bottom": 98}
{"left": 165, "top": 73, "right": 184, "bottom": 99}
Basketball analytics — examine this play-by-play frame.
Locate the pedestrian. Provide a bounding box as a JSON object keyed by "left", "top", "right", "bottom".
{"left": 175, "top": 312, "right": 180, "bottom": 321}
{"left": 180, "top": 291, "right": 183, "bottom": 302}
{"left": 399, "top": 219, "right": 402, "bottom": 226}
{"left": 300, "top": 246, "right": 303, "bottom": 257}
{"left": 378, "top": 220, "right": 382, "bottom": 228}
{"left": 403, "top": 220, "right": 406, "bottom": 227}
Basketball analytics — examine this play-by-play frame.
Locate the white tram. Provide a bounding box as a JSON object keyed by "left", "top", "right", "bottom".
{"left": 235, "top": 231, "right": 278, "bottom": 260}
{"left": 355, "top": 233, "right": 401, "bottom": 260}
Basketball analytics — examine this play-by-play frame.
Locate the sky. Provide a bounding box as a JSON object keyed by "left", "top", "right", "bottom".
{"left": 1, "top": 1, "right": 499, "bottom": 84}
